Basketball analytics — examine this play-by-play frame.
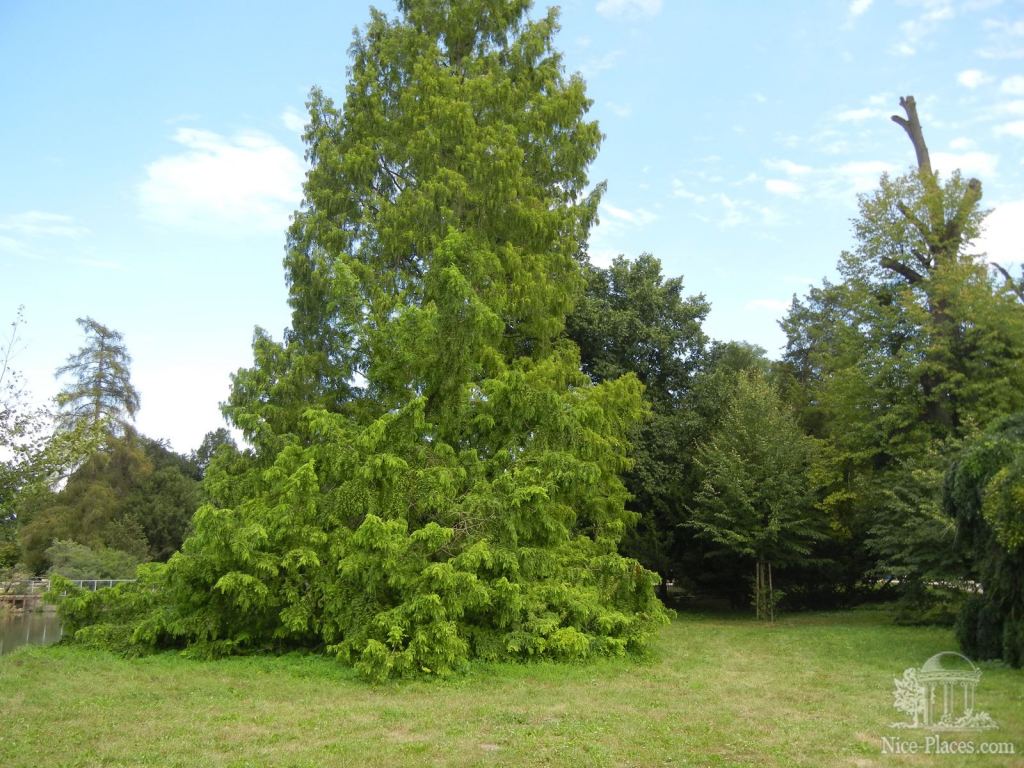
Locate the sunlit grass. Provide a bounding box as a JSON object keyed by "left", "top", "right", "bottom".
{"left": 1, "top": 607, "right": 1021, "bottom": 767}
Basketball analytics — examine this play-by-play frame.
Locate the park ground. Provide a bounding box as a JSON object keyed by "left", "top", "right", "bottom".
{"left": 0, "top": 607, "right": 1021, "bottom": 768}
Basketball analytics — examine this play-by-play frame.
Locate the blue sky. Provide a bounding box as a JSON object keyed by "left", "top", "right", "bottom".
{"left": 2, "top": 0, "right": 1023, "bottom": 453}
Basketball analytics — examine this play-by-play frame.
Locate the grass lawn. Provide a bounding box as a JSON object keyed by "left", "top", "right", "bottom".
{"left": 0, "top": 607, "right": 1021, "bottom": 767}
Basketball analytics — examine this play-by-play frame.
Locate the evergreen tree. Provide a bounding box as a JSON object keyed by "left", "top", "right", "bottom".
{"left": 946, "top": 413, "right": 1024, "bottom": 667}
{"left": 56, "top": 317, "right": 140, "bottom": 436}
{"left": 57, "top": 0, "right": 665, "bottom": 678}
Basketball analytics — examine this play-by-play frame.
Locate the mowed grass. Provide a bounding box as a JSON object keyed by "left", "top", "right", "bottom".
{"left": 1, "top": 608, "right": 1021, "bottom": 767}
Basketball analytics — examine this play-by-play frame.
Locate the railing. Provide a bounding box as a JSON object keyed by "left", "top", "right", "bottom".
{"left": 1, "top": 578, "right": 137, "bottom": 613}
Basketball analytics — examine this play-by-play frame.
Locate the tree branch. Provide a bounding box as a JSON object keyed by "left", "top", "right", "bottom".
{"left": 891, "top": 95, "right": 932, "bottom": 177}
{"left": 880, "top": 257, "right": 925, "bottom": 285}
{"left": 992, "top": 262, "right": 1024, "bottom": 303}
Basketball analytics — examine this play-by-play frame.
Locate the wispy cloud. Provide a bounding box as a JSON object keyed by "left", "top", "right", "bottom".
{"left": 892, "top": 0, "right": 955, "bottom": 56}
{"left": 994, "top": 120, "right": 1024, "bottom": 138}
{"left": 595, "top": 0, "right": 662, "bottom": 19}
{"left": 957, "top": 68, "right": 992, "bottom": 88}
{"left": 849, "top": 0, "right": 874, "bottom": 17}
{"left": 833, "top": 160, "right": 898, "bottom": 193}
{"left": 1002, "top": 75, "right": 1024, "bottom": 94}
{"left": 281, "top": 107, "right": 306, "bottom": 134}
{"left": 606, "top": 101, "right": 633, "bottom": 118}
{"left": 764, "top": 159, "right": 814, "bottom": 176}
{"left": 600, "top": 202, "right": 658, "bottom": 226}
{"left": 0, "top": 211, "right": 89, "bottom": 238}
{"left": 138, "top": 128, "right": 304, "bottom": 233}
{"left": 672, "top": 178, "right": 707, "bottom": 204}
{"left": 979, "top": 18, "right": 1024, "bottom": 59}
{"left": 764, "top": 179, "right": 803, "bottom": 198}
{"left": 932, "top": 150, "right": 999, "bottom": 178}
{"left": 580, "top": 49, "right": 623, "bottom": 77}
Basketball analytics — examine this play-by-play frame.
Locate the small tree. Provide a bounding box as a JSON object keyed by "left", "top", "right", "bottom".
{"left": 689, "top": 370, "right": 824, "bottom": 620}
{"left": 56, "top": 317, "right": 140, "bottom": 436}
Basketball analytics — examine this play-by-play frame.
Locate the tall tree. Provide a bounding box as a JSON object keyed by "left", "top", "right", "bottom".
{"left": 56, "top": 317, "right": 140, "bottom": 437}
{"left": 566, "top": 253, "right": 710, "bottom": 594}
{"left": 780, "top": 96, "right": 1024, "bottom": 608}
{"left": 57, "top": 0, "right": 665, "bottom": 678}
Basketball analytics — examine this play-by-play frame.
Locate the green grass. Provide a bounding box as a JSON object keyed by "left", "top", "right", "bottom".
{"left": 1, "top": 608, "right": 1021, "bottom": 767}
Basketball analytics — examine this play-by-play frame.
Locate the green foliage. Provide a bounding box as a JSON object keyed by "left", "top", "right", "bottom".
{"left": 566, "top": 254, "right": 710, "bottom": 588}
{"left": 781, "top": 140, "right": 1024, "bottom": 610}
{"left": 946, "top": 413, "right": 1024, "bottom": 666}
{"left": 54, "top": 0, "right": 667, "bottom": 678}
{"left": 18, "top": 435, "right": 199, "bottom": 572}
{"left": 56, "top": 317, "right": 141, "bottom": 437}
{"left": 45, "top": 539, "right": 140, "bottom": 579}
{"left": 688, "top": 370, "right": 826, "bottom": 618}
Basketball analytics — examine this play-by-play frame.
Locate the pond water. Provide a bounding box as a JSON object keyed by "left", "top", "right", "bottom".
{"left": 0, "top": 611, "right": 63, "bottom": 656}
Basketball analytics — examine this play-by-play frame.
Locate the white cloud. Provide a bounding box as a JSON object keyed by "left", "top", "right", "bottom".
{"left": 976, "top": 199, "right": 1024, "bottom": 266}
{"left": 764, "top": 159, "right": 813, "bottom": 176}
{"left": 0, "top": 211, "right": 89, "bottom": 238}
{"left": 836, "top": 160, "right": 896, "bottom": 192}
{"left": 1000, "top": 100, "right": 1024, "bottom": 115}
{"left": 587, "top": 248, "right": 618, "bottom": 268}
{"left": 606, "top": 101, "right": 632, "bottom": 118}
{"left": 979, "top": 18, "right": 1024, "bottom": 58}
{"left": 580, "top": 49, "right": 623, "bottom": 77}
{"left": 600, "top": 202, "right": 657, "bottom": 226}
{"left": 849, "top": 0, "right": 873, "bottom": 17}
{"left": 893, "top": 2, "right": 955, "bottom": 56}
{"left": 1001, "top": 75, "right": 1024, "bottom": 94}
{"left": 281, "top": 107, "right": 306, "bottom": 134}
{"left": 0, "top": 235, "right": 31, "bottom": 259}
{"left": 949, "top": 136, "right": 977, "bottom": 150}
{"left": 595, "top": 0, "right": 662, "bottom": 19}
{"left": 745, "top": 298, "right": 793, "bottom": 312}
{"left": 753, "top": 93, "right": 768, "bottom": 104}
{"left": 932, "top": 150, "right": 998, "bottom": 178}
{"left": 764, "top": 179, "right": 803, "bottom": 198}
{"left": 994, "top": 120, "right": 1024, "bottom": 138}
{"left": 957, "top": 68, "right": 992, "bottom": 88}
{"left": 138, "top": 128, "right": 304, "bottom": 232}
{"left": 671, "top": 178, "right": 707, "bottom": 204}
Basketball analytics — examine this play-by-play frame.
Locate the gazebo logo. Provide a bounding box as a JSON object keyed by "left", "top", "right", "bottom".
{"left": 890, "top": 652, "right": 998, "bottom": 731}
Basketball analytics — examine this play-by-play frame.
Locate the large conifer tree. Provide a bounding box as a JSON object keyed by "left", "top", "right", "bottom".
{"left": 60, "top": 0, "right": 666, "bottom": 678}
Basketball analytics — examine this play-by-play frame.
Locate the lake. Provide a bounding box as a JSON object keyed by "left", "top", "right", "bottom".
{"left": 0, "top": 611, "right": 63, "bottom": 655}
